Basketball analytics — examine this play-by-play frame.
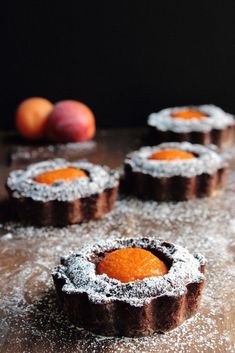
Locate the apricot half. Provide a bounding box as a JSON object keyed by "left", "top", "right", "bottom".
{"left": 16, "top": 97, "right": 53, "bottom": 140}
{"left": 46, "top": 100, "right": 96, "bottom": 143}
{"left": 34, "top": 167, "right": 87, "bottom": 185}
{"left": 171, "top": 109, "right": 206, "bottom": 120}
{"left": 97, "top": 248, "right": 168, "bottom": 283}
{"left": 149, "top": 149, "right": 195, "bottom": 161}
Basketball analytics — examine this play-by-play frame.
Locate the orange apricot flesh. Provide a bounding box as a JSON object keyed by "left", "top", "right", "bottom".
{"left": 97, "top": 248, "right": 168, "bottom": 283}
{"left": 171, "top": 109, "right": 206, "bottom": 120}
{"left": 34, "top": 167, "right": 87, "bottom": 185}
{"left": 149, "top": 149, "right": 195, "bottom": 161}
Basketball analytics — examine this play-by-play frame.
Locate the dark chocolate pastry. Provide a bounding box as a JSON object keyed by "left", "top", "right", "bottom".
{"left": 52, "top": 237, "right": 206, "bottom": 337}
{"left": 123, "top": 142, "right": 227, "bottom": 201}
{"left": 6, "top": 158, "right": 119, "bottom": 226}
{"left": 147, "top": 105, "right": 235, "bottom": 149}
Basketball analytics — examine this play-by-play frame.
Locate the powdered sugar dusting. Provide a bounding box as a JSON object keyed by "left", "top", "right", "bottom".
{"left": 1, "top": 150, "right": 235, "bottom": 352}
{"left": 7, "top": 159, "right": 119, "bottom": 201}
{"left": 148, "top": 104, "right": 234, "bottom": 133}
{"left": 10, "top": 141, "right": 97, "bottom": 164}
{"left": 54, "top": 237, "right": 205, "bottom": 306}
{"left": 125, "top": 142, "right": 224, "bottom": 177}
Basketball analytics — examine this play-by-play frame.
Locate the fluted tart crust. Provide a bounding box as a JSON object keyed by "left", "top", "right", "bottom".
{"left": 52, "top": 237, "right": 206, "bottom": 337}
{"left": 6, "top": 159, "right": 119, "bottom": 226}
{"left": 123, "top": 142, "right": 227, "bottom": 201}
{"left": 147, "top": 105, "right": 235, "bottom": 149}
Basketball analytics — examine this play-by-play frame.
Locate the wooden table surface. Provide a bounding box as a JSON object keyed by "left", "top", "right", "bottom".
{"left": 0, "top": 129, "right": 235, "bottom": 353}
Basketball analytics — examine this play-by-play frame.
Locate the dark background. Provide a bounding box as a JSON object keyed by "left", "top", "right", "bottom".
{"left": 1, "top": 1, "right": 235, "bottom": 130}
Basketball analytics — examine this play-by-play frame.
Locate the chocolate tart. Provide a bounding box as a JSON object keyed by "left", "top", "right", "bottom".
{"left": 147, "top": 105, "right": 235, "bottom": 149}
{"left": 52, "top": 237, "right": 206, "bottom": 337}
{"left": 6, "top": 159, "right": 119, "bottom": 226}
{"left": 123, "top": 142, "right": 227, "bottom": 201}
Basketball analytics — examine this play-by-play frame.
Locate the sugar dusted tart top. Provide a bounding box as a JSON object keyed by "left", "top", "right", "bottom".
{"left": 125, "top": 142, "right": 224, "bottom": 178}
{"left": 7, "top": 158, "right": 119, "bottom": 202}
{"left": 148, "top": 105, "right": 234, "bottom": 133}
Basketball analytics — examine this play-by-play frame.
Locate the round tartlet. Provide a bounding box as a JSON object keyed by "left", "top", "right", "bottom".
{"left": 123, "top": 142, "right": 227, "bottom": 201}
{"left": 52, "top": 237, "right": 206, "bottom": 337}
{"left": 147, "top": 105, "right": 234, "bottom": 149}
{"left": 6, "top": 159, "right": 119, "bottom": 226}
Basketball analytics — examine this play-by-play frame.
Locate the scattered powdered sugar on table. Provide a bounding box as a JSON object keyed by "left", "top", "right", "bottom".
{"left": 10, "top": 141, "right": 97, "bottom": 163}
{"left": 1, "top": 153, "right": 235, "bottom": 352}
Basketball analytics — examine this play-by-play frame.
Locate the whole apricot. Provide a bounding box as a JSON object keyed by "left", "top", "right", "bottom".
{"left": 46, "top": 100, "right": 96, "bottom": 143}
{"left": 16, "top": 97, "right": 53, "bottom": 140}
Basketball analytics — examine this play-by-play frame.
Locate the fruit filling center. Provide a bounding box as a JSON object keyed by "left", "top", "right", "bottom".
{"left": 171, "top": 109, "right": 206, "bottom": 120}
{"left": 148, "top": 149, "right": 196, "bottom": 161}
{"left": 97, "top": 248, "right": 168, "bottom": 283}
{"left": 34, "top": 167, "right": 87, "bottom": 184}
